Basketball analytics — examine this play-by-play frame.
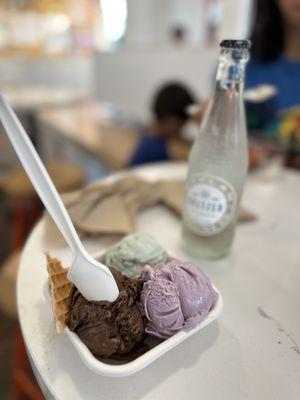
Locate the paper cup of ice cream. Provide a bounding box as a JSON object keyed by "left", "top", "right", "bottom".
{"left": 45, "top": 233, "right": 223, "bottom": 377}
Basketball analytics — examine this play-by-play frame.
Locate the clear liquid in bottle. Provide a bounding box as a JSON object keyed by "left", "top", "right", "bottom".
{"left": 182, "top": 39, "right": 251, "bottom": 259}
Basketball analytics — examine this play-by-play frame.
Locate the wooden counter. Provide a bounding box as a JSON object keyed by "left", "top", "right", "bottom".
{"left": 37, "top": 102, "right": 139, "bottom": 170}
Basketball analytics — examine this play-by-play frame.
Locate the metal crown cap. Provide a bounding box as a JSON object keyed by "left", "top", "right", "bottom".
{"left": 220, "top": 39, "right": 251, "bottom": 49}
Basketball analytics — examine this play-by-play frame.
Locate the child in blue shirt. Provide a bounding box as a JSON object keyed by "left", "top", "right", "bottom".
{"left": 129, "top": 82, "right": 196, "bottom": 166}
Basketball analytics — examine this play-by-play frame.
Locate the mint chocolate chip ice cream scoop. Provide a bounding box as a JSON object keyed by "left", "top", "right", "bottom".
{"left": 102, "top": 233, "right": 168, "bottom": 278}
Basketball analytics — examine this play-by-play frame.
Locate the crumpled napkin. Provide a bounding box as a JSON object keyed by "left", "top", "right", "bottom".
{"left": 44, "top": 175, "right": 256, "bottom": 245}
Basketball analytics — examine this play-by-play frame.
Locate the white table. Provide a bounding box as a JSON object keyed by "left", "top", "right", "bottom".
{"left": 17, "top": 163, "right": 300, "bottom": 400}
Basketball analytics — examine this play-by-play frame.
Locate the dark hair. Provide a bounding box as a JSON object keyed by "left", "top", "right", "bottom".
{"left": 250, "top": 0, "right": 284, "bottom": 62}
{"left": 152, "top": 82, "right": 196, "bottom": 121}
{"left": 170, "top": 25, "right": 187, "bottom": 42}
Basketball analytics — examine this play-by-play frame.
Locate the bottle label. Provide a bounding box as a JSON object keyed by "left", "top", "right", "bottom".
{"left": 185, "top": 174, "right": 237, "bottom": 236}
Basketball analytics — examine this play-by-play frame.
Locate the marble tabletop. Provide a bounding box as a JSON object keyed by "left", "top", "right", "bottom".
{"left": 17, "top": 162, "right": 300, "bottom": 400}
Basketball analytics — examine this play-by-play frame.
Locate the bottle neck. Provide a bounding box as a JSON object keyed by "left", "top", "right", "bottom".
{"left": 214, "top": 48, "right": 248, "bottom": 95}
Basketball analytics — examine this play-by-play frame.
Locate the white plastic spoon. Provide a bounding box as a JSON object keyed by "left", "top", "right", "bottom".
{"left": 0, "top": 95, "right": 119, "bottom": 302}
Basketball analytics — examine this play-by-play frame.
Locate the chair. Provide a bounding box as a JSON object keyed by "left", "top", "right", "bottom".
{"left": 0, "top": 160, "right": 84, "bottom": 400}
{"left": 1, "top": 161, "right": 85, "bottom": 251}
{"left": 0, "top": 251, "right": 43, "bottom": 399}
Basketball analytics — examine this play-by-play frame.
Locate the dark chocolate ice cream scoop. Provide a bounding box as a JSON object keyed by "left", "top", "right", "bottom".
{"left": 66, "top": 268, "right": 144, "bottom": 358}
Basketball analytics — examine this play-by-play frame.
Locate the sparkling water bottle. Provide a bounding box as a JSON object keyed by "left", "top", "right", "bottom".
{"left": 182, "top": 39, "right": 251, "bottom": 259}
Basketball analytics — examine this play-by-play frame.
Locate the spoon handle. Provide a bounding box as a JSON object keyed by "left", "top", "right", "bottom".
{"left": 0, "top": 95, "right": 83, "bottom": 256}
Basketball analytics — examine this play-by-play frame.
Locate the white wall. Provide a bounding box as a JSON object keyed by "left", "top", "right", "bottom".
{"left": 92, "top": 0, "right": 254, "bottom": 123}
{"left": 168, "top": 0, "right": 205, "bottom": 45}
{"left": 125, "top": 0, "right": 206, "bottom": 46}
{"left": 93, "top": 46, "right": 217, "bottom": 122}
{"left": 125, "top": 0, "right": 171, "bottom": 46}
{"left": 124, "top": 0, "right": 253, "bottom": 47}
{"left": 220, "top": 0, "right": 253, "bottom": 39}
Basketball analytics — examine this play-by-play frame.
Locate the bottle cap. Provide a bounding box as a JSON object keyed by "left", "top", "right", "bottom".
{"left": 220, "top": 39, "right": 251, "bottom": 49}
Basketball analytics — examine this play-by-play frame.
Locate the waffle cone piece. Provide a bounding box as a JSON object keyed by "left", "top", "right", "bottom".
{"left": 46, "top": 255, "right": 72, "bottom": 333}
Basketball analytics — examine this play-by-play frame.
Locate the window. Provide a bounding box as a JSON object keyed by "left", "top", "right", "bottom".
{"left": 100, "top": 0, "right": 127, "bottom": 46}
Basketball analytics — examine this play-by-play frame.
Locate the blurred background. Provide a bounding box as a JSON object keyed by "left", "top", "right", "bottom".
{"left": 0, "top": 0, "right": 300, "bottom": 398}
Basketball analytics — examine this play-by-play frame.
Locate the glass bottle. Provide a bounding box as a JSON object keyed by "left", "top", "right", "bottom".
{"left": 182, "top": 39, "right": 251, "bottom": 259}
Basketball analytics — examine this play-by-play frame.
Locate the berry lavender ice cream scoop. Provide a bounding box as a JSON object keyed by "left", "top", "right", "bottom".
{"left": 139, "top": 259, "right": 218, "bottom": 339}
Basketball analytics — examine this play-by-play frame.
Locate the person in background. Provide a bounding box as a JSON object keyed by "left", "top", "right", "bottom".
{"left": 129, "top": 82, "right": 200, "bottom": 167}
{"left": 170, "top": 25, "right": 188, "bottom": 46}
{"left": 247, "top": 0, "right": 300, "bottom": 111}
{"left": 247, "top": 0, "right": 300, "bottom": 169}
